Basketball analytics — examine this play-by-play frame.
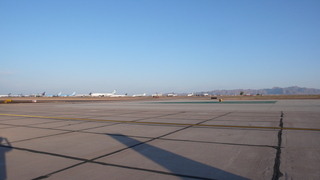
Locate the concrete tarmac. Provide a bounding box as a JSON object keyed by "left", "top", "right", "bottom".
{"left": 0, "top": 99, "right": 320, "bottom": 179}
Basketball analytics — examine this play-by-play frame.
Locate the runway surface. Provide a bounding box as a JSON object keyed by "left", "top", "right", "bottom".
{"left": 1, "top": 99, "right": 320, "bottom": 179}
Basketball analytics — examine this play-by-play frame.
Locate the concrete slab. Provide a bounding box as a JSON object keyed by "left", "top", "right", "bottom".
{"left": 213, "top": 115, "right": 281, "bottom": 121}
{"left": 131, "top": 111, "right": 182, "bottom": 116}
{"left": 228, "top": 111, "right": 281, "bottom": 117}
{"left": 30, "top": 120, "right": 86, "bottom": 128}
{"left": 282, "top": 111, "right": 320, "bottom": 128}
{"left": 97, "top": 138, "right": 275, "bottom": 180}
{"left": 157, "top": 114, "right": 218, "bottom": 120}
{"left": 54, "top": 121, "right": 117, "bottom": 131}
{"left": 0, "top": 146, "right": 81, "bottom": 180}
{"left": 0, "top": 124, "right": 15, "bottom": 129}
{"left": 164, "top": 127, "right": 278, "bottom": 146}
{"left": 0, "top": 110, "right": 46, "bottom": 115}
{"left": 0, "top": 118, "right": 62, "bottom": 125}
{"left": 284, "top": 122, "right": 320, "bottom": 129}
{"left": 27, "top": 113, "right": 75, "bottom": 118}
{"left": 0, "top": 127, "right": 66, "bottom": 143}
{"left": 49, "top": 114, "right": 103, "bottom": 119}
{"left": 83, "top": 123, "right": 184, "bottom": 138}
{"left": 280, "top": 130, "right": 320, "bottom": 179}
{"left": 0, "top": 110, "right": 25, "bottom": 115}
{"left": 1, "top": 112, "right": 64, "bottom": 116}
{"left": 280, "top": 148, "right": 320, "bottom": 180}
{"left": 114, "top": 113, "right": 173, "bottom": 118}
{"left": 184, "top": 111, "right": 234, "bottom": 116}
{"left": 90, "top": 116, "right": 147, "bottom": 121}
{"left": 69, "top": 108, "right": 121, "bottom": 112}
{"left": 60, "top": 102, "right": 277, "bottom": 111}
{"left": 45, "top": 162, "right": 194, "bottom": 180}
{"left": 283, "top": 111, "right": 320, "bottom": 122}
{"left": 0, "top": 116, "right": 25, "bottom": 121}
{"left": 82, "top": 113, "right": 130, "bottom": 118}
{"left": 282, "top": 130, "right": 320, "bottom": 149}
{"left": 270, "top": 100, "right": 320, "bottom": 111}
{"left": 202, "top": 120, "right": 280, "bottom": 128}
{"left": 1, "top": 99, "right": 319, "bottom": 179}
{"left": 11, "top": 133, "right": 150, "bottom": 159}
{"left": 138, "top": 118, "right": 205, "bottom": 124}
{"left": 0, "top": 110, "right": 20, "bottom": 114}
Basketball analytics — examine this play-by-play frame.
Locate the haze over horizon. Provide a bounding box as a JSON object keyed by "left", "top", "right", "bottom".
{"left": 1, "top": 1, "right": 319, "bottom": 95}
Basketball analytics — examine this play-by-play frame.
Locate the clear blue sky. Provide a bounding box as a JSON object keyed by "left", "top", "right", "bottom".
{"left": 1, "top": 0, "right": 319, "bottom": 95}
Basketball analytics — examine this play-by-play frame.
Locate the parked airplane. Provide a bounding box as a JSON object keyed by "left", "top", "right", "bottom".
{"left": 0, "top": 93, "right": 21, "bottom": 97}
{"left": 0, "top": 93, "right": 10, "bottom": 97}
{"left": 45, "top": 92, "right": 62, "bottom": 97}
{"left": 152, "top": 93, "right": 162, "bottom": 97}
{"left": 75, "top": 93, "right": 91, "bottom": 97}
{"left": 59, "top": 92, "right": 76, "bottom": 97}
{"left": 132, "top": 93, "right": 146, "bottom": 97}
{"left": 187, "top": 93, "right": 194, "bottom": 97}
{"left": 0, "top": 93, "right": 32, "bottom": 97}
{"left": 167, "top": 93, "right": 178, "bottom": 97}
{"left": 90, "top": 90, "right": 116, "bottom": 97}
{"left": 28, "top": 92, "right": 46, "bottom": 97}
{"left": 10, "top": 94, "right": 21, "bottom": 97}
{"left": 110, "top": 93, "right": 127, "bottom": 97}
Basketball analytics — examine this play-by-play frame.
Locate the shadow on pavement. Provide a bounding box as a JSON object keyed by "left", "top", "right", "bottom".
{"left": 109, "top": 134, "right": 249, "bottom": 180}
{"left": 0, "top": 137, "right": 12, "bottom": 180}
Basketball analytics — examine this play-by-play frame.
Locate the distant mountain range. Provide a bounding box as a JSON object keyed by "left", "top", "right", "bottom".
{"left": 184, "top": 86, "right": 320, "bottom": 95}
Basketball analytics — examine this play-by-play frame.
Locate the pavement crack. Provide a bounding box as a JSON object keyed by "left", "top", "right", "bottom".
{"left": 272, "top": 111, "right": 283, "bottom": 180}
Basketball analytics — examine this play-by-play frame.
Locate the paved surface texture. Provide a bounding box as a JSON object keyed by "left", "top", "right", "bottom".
{"left": 0, "top": 99, "right": 320, "bottom": 180}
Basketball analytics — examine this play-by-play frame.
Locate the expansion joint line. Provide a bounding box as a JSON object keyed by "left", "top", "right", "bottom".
{"left": 130, "top": 111, "right": 187, "bottom": 122}
{"left": 156, "top": 111, "right": 234, "bottom": 140}
{"left": 1, "top": 113, "right": 320, "bottom": 131}
{"left": 272, "top": 111, "right": 284, "bottom": 180}
{"left": 88, "top": 112, "right": 234, "bottom": 180}
{"left": 26, "top": 112, "right": 228, "bottom": 180}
